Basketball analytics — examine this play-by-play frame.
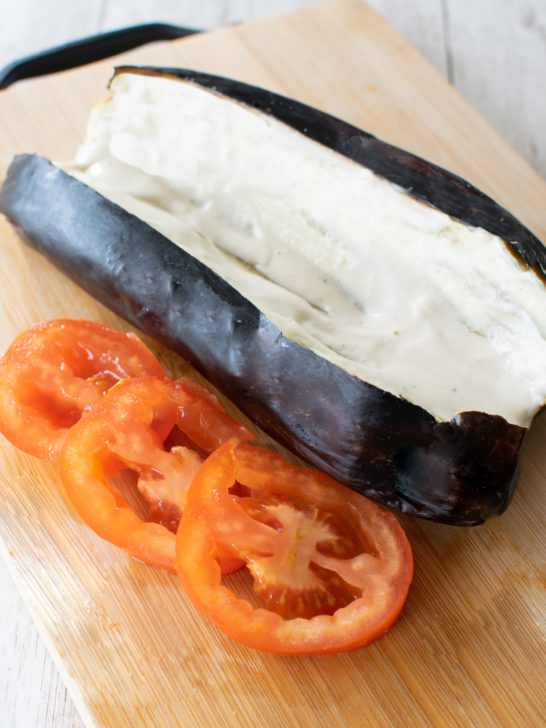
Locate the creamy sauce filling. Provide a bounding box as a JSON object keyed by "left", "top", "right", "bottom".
{"left": 64, "top": 72, "right": 546, "bottom": 426}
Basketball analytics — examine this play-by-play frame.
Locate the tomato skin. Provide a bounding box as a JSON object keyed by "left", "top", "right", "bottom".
{"left": 176, "top": 440, "right": 413, "bottom": 655}
{"left": 58, "top": 377, "right": 252, "bottom": 572}
{"left": 0, "top": 319, "right": 167, "bottom": 460}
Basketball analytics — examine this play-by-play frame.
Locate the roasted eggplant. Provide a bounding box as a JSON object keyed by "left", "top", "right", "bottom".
{"left": 1, "top": 67, "right": 545, "bottom": 525}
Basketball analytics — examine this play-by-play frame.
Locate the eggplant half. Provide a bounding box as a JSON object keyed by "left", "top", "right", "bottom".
{"left": 1, "top": 67, "right": 545, "bottom": 525}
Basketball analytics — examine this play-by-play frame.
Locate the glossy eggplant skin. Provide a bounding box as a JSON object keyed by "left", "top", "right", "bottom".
{"left": 0, "top": 153, "right": 528, "bottom": 525}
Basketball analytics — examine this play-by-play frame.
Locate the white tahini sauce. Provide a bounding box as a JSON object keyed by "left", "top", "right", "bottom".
{"left": 64, "top": 72, "right": 546, "bottom": 426}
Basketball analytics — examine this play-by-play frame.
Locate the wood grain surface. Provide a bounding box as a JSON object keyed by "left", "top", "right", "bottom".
{"left": 0, "top": 2, "right": 545, "bottom": 727}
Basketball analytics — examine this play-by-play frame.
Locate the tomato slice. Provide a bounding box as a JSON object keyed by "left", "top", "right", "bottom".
{"left": 176, "top": 440, "right": 413, "bottom": 654}
{"left": 58, "top": 377, "right": 252, "bottom": 572}
{"left": 0, "top": 319, "right": 167, "bottom": 460}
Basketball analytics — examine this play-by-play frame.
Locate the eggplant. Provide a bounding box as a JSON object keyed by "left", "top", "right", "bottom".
{"left": 1, "top": 66, "right": 544, "bottom": 525}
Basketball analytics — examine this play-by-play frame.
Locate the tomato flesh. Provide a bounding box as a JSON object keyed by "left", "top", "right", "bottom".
{"left": 0, "top": 319, "right": 167, "bottom": 460}
{"left": 176, "top": 440, "right": 413, "bottom": 654}
{"left": 237, "top": 496, "right": 364, "bottom": 619}
{"left": 1, "top": 318, "right": 413, "bottom": 652}
{"left": 58, "top": 377, "right": 252, "bottom": 571}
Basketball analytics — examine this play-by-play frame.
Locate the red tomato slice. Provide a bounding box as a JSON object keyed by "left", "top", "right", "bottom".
{"left": 176, "top": 440, "right": 413, "bottom": 655}
{"left": 0, "top": 319, "right": 167, "bottom": 460}
{"left": 58, "top": 377, "right": 252, "bottom": 572}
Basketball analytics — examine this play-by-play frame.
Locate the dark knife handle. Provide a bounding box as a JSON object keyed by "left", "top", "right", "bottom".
{"left": 0, "top": 24, "right": 199, "bottom": 90}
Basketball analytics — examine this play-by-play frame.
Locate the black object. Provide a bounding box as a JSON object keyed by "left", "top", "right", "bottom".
{"left": 0, "top": 67, "right": 542, "bottom": 526}
{"left": 0, "top": 25, "right": 199, "bottom": 90}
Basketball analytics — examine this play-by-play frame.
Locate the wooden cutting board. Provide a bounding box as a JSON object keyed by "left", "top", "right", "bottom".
{"left": 0, "top": 1, "right": 544, "bottom": 726}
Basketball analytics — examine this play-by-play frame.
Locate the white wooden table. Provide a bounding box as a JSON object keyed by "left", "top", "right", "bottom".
{"left": 1, "top": 1, "right": 545, "bottom": 726}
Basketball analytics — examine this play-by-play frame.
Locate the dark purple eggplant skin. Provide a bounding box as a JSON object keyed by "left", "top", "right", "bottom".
{"left": 0, "top": 153, "right": 529, "bottom": 526}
